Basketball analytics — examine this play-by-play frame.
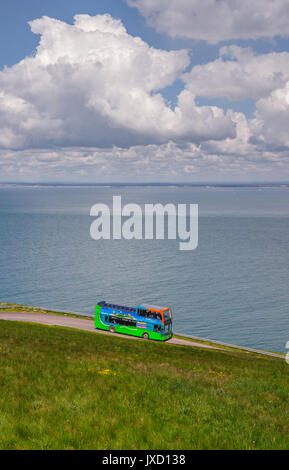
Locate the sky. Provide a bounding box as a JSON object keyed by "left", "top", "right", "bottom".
{"left": 0, "top": 0, "right": 289, "bottom": 183}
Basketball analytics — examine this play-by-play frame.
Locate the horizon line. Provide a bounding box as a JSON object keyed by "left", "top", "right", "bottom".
{"left": 0, "top": 181, "right": 289, "bottom": 187}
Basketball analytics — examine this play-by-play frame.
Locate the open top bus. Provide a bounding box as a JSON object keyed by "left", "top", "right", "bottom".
{"left": 95, "top": 301, "right": 173, "bottom": 341}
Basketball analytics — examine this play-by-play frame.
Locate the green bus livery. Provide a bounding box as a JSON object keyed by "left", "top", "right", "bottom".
{"left": 95, "top": 301, "right": 172, "bottom": 341}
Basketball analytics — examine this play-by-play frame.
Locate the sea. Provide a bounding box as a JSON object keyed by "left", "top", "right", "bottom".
{"left": 0, "top": 183, "right": 288, "bottom": 352}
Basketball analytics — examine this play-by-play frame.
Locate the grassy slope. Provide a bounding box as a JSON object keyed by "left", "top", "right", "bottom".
{"left": 0, "top": 320, "right": 288, "bottom": 450}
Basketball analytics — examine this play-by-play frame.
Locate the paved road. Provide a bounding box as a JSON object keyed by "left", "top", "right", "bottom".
{"left": 0, "top": 312, "right": 284, "bottom": 358}
{"left": 0, "top": 312, "right": 219, "bottom": 350}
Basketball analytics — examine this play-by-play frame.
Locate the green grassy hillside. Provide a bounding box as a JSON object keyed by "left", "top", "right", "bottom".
{"left": 0, "top": 318, "right": 288, "bottom": 450}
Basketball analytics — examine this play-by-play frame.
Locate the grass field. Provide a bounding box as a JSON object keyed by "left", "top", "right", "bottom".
{"left": 0, "top": 319, "right": 288, "bottom": 450}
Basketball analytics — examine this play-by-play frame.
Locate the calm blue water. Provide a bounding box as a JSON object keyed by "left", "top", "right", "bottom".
{"left": 0, "top": 185, "right": 288, "bottom": 352}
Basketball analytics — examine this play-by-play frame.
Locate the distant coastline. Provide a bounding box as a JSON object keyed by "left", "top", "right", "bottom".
{"left": 0, "top": 182, "right": 289, "bottom": 189}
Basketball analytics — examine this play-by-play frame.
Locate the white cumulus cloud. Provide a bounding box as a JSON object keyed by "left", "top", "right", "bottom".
{"left": 0, "top": 13, "right": 236, "bottom": 151}
{"left": 250, "top": 87, "right": 289, "bottom": 150}
{"left": 127, "top": 0, "right": 289, "bottom": 43}
{"left": 183, "top": 46, "right": 289, "bottom": 101}
{"left": 1, "top": 12, "right": 289, "bottom": 182}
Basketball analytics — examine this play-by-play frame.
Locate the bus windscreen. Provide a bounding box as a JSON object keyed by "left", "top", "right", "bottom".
{"left": 163, "top": 308, "right": 172, "bottom": 321}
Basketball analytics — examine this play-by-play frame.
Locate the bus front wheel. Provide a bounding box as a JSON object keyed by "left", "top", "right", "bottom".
{"left": 109, "top": 326, "right": 116, "bottom": 333}
{"left": 142, "top": 333, "right": 149, "bottom": 340}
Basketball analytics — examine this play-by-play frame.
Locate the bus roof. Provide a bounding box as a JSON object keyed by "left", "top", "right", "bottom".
{"left": 139, "top": 303, "right": 169, "bottom": 312}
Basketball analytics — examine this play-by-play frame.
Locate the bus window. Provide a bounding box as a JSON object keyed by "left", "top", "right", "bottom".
{"left": 163, "top": 309, "right": 172, "bottom": 321}
{"left": 154, "top": 324, "right": 161, "bottom": 333}
{"left": 109, "top": 315, "right": 136, "bottom": 327}
{"left": 140, "top": 310, "right": 162, "bottom": 320}
{"left": 109, "top": 315, "right": 117, "bottom": 324}
{"left": 165, "top": 323, "right": 171, "bottom": 335}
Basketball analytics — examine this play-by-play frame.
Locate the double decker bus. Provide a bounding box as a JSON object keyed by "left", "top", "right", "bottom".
{"left": 95, "top": 301, "right": 173, "bottom": 341}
